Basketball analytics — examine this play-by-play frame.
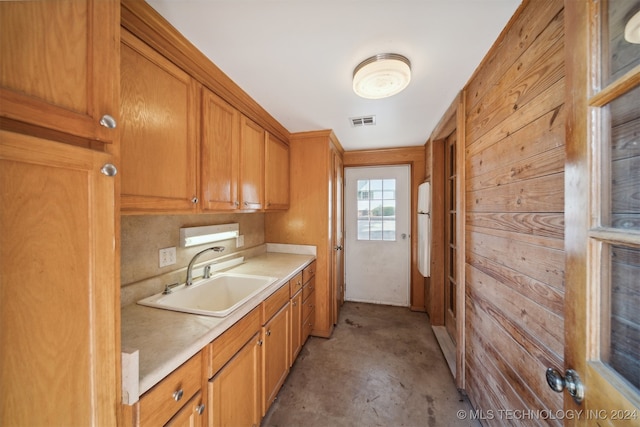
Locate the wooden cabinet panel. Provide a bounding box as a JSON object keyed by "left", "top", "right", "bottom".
{"left": 166, "top": 391, "right": 205, "bottom": 427}
{"left": 239, "top": 115, "right": 265, "bottom": 210}
{"left": 139, "top": 353, "right": 202, "bottom": 427}
{"left": 262, "top": 283, "right": 290, "bottom": 324}
{"left": 265, "top": 133, "right": 290, "bottom": 210}
{"left": 209, "top": 333, "right": 262, "bottom": 427}
{"left": 265, "top": 131, "right": 344, "bottom": 338}
{"left": 208, "top": 307, "right": 261, "bottom": 377}
{"left": 201, "top": 88, "right": 240, "bottom": 211}
{"left": 120, "top": 29, "right": 198, "bottom": 213}
{"left": 0, "top": 131, "right": 118, "bottom": 426}
{"left": 290, "top": 291, "right": 303, "bottom": 365}
{"left": 0, "top": 0, "right": 118, "bottom": 143}
{"left": 289, "top": 272, "right": 303, "bottom": 297}
{"left": 262, "top": 303, "right": 290, "bottom": 415}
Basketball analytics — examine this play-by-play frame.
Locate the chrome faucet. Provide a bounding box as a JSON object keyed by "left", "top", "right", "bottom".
{"left": 185, "top": 246, "right": 225, "bottom": 286}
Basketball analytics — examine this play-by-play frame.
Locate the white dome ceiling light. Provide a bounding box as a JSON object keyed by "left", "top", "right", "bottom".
{"left": 352, "top": 53, "right": 411, "bottom": 99}
{"left": 625, "top": 10, "right": 640, "bottom": 44}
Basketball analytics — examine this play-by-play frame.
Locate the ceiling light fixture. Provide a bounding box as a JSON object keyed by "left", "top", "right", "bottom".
{"left": 353, "top": 53, "right": 411, "bottom": 99}
{"left": 625, "top": 10, "right": 640, "bottom": 44}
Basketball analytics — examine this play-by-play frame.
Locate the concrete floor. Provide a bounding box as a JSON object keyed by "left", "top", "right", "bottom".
{"left": 262, "top": 302, "right": 480, "bottom": 427}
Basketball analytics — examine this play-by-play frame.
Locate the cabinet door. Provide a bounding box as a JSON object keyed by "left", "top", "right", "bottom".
{"left": 166, "top": 392, "right": 206, "bottom": 427}
{"left": 265, "top": 133, "right": 290, "bottom": 210}
{"left": 239, "top": 116, "right": 264, "bottom": 210}
{"left": 262, "top": 303, "right": 290, "bottom": 415}
{"left": 201, "top": 88, "right": 240, "bottom": 211}
{"left": 209, "top": 333, "right": 261, "bottom": 427}
{"left": 0, "top": 0, "right": 118, "bottom": 143}
{"left": 120, "top": 29, "right": 198, "bottom": 213}
{"left": 0, "top": 131, "right": 118, "bottom": 426}
{"left": 290, "top": 292, "right": 303, "bottom": 365}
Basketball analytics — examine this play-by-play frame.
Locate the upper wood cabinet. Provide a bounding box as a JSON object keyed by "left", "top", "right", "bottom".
{"left": 265, "top": 131, "right": 344, "bottom": 339}
{"left": 200, "top": 88, "right": 240, "bottom": 211}
{"left": 239, "top": 115, "right": 265, "bottom": 210}
{"left": 120, "top": 29, "right": 199, "bottom": 213}
{"left": 0, "top": 0, "right": 119, "bottom": 144}
{"left": 265, "top": 133, "right": 290, "bottom": 210}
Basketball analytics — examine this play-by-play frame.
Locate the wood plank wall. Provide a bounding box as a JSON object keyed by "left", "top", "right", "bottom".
{"left": 462, "top": 0, "right": 566, "bottom": 423}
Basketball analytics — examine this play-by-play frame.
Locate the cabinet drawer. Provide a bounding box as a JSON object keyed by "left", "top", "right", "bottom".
{"left": 289, "top": 272, "right": 303, "bottom": 297}
{"left": 302, "top": 290, "right": 315, "bottom": 320}
{"left": 208, "top": 306, "right": 261, "bottom": 378}
{"left": 302, "top": 275, "right": 315, "bottom": 301}
{"left": 302, "top": 310, "right": 314, "bottom": 344}
{"left": 262, "top": 282, "right": 289, "bottom": 324}
{"left": 139, "top": 352, "right": 202, "bottom": 427}
{"left": 302, "top": 261, "right": 316, "bottom": 284}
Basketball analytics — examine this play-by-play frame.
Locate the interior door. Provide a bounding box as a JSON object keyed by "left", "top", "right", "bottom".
{"left": 444, "top": 130, "right": 457, "bottom": 344}
{"left": 562, "top": 0, "right": 640, "bottom": 423}
{"left": 344, "top": 165, "right": 411, "bottom": 306}
{"left": 332, "top": 151, "right": 345, "bottom": 323}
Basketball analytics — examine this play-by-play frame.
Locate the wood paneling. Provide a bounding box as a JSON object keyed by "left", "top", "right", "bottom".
{"left": 461, "top": 0, "right": 566, "bottom": 422}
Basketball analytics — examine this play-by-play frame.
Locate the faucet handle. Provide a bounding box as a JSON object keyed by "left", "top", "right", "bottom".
{"left": 162, "top": 282, "right": 180, "bottom": 294}
{"left": 203, "top": 264, "right": 212, "bottom": 278}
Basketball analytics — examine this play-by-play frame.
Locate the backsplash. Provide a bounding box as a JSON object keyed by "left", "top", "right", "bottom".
{"left": 120, "top": 212, "right": 266, "bottom": 305}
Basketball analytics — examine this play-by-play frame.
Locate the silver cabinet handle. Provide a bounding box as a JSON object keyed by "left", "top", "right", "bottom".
{"left": 257, "top": 339, "right": 263, "bottom": 346}
{"left": 266, "top": 329, "right": 271, "bottom": 336}
{"left": 99, "top": 114, "right": 117, "bottom": 129}
{"left": 172, "top": 389, "right": 184, "bottom": 402}
{"left": 243, "top": 201, "right": 249, "bottom": 206}
{"left": 100, "top": 163, "right": 117, "bottom": 177}
{"left": 191, "top": 197, "right": 199, "bottom": 204}
{"left": 196, "top": 404, "right": 205, "bottom": 415}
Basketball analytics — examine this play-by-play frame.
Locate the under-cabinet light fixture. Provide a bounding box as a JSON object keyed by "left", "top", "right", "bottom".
{"left": 353, "top": 53, "right": 411, "bottom": 99}
{"left": 180, "top": 223, "right": 239, "bottom": 247}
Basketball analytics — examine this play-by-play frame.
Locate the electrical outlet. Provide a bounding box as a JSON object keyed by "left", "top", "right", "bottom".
{"left": 236, "top": 234, "right": 245, "bottom": 248}
{"left": 159, "top": 247, "right": 176, "bottom": 268}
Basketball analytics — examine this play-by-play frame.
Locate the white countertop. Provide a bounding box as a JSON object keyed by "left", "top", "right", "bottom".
{"left": 121, "top": 251, "right": 315, "bottom": 402}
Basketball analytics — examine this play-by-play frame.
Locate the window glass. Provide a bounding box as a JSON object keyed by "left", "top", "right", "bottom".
{"left": 356, "top": 178, "right": 396, "bottom": 241}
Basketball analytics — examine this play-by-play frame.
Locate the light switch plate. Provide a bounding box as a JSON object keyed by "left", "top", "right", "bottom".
{"left": 159, "top": 247, "right": 176, "bottom": 267}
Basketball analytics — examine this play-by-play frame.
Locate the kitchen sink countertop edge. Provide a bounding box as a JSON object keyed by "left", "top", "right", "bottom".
{"left": 121, "top": 250, "right": 315, "bottom": 403}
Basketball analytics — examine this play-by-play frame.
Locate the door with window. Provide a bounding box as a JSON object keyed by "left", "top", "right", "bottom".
{"left": 444, "top": 131, "right": 458, "bottom": 344}
{"left": 344, "top": 165, "right": 411, "bottom": 306}
{"left": 563, "top": 0, "right": 640, "bottom": 423}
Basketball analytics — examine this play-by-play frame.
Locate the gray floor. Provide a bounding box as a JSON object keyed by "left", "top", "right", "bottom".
{"left": 262, "top": 302, "right": 480, "bottom": 427}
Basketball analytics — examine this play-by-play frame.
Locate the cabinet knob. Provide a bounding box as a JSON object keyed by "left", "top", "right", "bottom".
{"left": 257, "top": 339, "right": 263, "bottom": 346}
{"left": 172, "top": 389, "right": 184, "bottom": 402}
{"left": 99, "top": 114, "right": 117, "bottom": 129}
{"left": 196, "top": 404, "right": 205, "bottom": 415}
{"left": 266, "top": 329, "right": 271, "bottom": 336}
{"left": 243, "top": 201, "right": 249, "bottom": 206}
{"left": 234, "top": 200, "right": 240, "bottom": 207}
{"left": 100, "top": 163, "right": 118, "bottom": 177}
{"left": 192, "top": 197, "right": 199, "bottom": 204}
{"left": 292, "top": 301, "right": 297, "bottom": 307}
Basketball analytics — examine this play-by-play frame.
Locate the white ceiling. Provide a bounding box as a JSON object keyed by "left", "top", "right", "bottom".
{"left": 146, "top": 0, "right": 521, "bottom": 151}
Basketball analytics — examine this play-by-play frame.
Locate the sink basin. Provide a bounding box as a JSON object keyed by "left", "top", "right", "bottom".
{"left": 137, "top": 273, "right": 278, "bottom": 317}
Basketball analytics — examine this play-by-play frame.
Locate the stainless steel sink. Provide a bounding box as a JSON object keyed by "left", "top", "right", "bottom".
{"left": 137, "top": 273, "right": 278, "bottom": 317}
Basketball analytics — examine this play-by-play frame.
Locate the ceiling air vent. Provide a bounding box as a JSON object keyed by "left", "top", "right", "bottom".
{"left": 350, "top": 115, "right": 376, "bottom": 127}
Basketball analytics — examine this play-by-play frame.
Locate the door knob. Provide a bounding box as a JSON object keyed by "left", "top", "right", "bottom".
{"left": 546, "top": 367, "right": 584, "bottom": 404}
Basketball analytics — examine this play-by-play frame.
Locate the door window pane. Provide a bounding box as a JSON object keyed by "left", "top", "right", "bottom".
{"left": 356, "top": 179, "right": 396, "bottom": 241}
{"left": 604, "top": 1, "right": 640, "bottom": 84}
{"left": 603, "top": 245, "right": 640, "bottom": 391}
{"left": 608, "top": 84, "right": 640, "bottom": 230}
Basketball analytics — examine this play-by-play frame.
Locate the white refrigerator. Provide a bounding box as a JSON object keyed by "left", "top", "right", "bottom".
{"left": 417, "top": 182, "right": 431, "bottom": 277}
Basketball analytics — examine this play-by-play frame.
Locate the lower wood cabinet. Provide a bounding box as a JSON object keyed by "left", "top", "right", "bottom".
{"left": 166, "top": 391, "right": 206, "bottom": 427}
{"left": 209, "top": 332, "right": 262, "bottom": 427}
{"left": 138, "top": 353, "right": 202, "bottom": 427}
{"left": 262, "top": 302, "right": 290, "bottom": 414}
